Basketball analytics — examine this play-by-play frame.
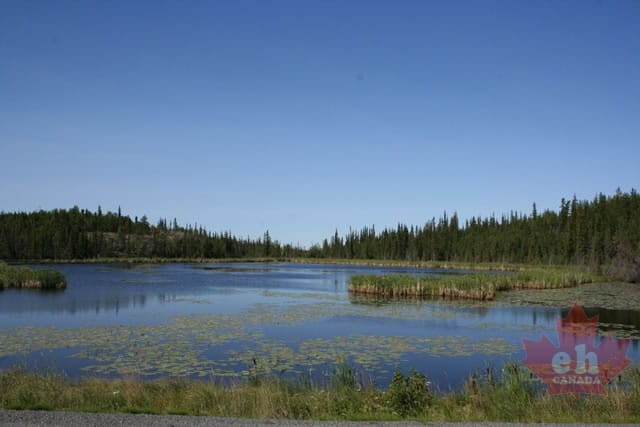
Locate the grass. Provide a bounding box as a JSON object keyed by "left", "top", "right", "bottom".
{"left": 289, "top": 258, "right": 529, "bottom": 271}
{"left": 0, "top": 261, "right": 66, "bottom": 290}
{"left": 16, "top": 256, "right": 290, "bottom": 265}
{"left": 348, "top": 268, "right": 603, "bottom": 301}
{"left": 19, "top": 256, "right": 530, "bottom": 272}
{"left": 1, "top": 364, "right": 640, "bottom": 422}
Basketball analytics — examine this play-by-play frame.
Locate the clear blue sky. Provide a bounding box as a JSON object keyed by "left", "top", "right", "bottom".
{"left": 1, "top": 1, "right": 639, "bottom": 247}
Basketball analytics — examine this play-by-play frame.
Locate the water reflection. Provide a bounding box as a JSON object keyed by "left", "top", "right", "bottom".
{"left": 0, "top": 289, "right": 151, "bottom": 315}
{"left": 349, "top": 293, "right": 561, "bottom": 325}
{"left": 584, "top": 307, "right": 640, "bottom": 331}
{"left": 0, "top": 263, "right": 449, "bottom": 317}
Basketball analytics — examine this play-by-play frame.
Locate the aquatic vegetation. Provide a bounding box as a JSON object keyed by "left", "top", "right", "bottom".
{"left": 349, "top": 274, "right": 500, "bottom": 300}
{"left": 348, "top": 268, "right": 602, "bottom": 301}
{"left": 261, "top": 289, "right": 344, "bottom": 301}
{"left": 0, "top": 299, "right": 520, "bottom": 382}
{"left": 192, "top": 265, "right": 275, "bottom": 273}
{"left": 496, "top": 282, "right": 640, "bottom": 311}
{"left": 0, "top": 262, "right": 66, "bottom": 290}
{"left": 289, "top": 257, "right": 527, "bottom": 271}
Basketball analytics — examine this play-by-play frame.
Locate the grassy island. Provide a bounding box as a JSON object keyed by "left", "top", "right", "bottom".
{"left": 0, "top": 262, "right": 66, "bottom": 290}
{"left": 348, "top": 268, "right": 601, "bottom": 301}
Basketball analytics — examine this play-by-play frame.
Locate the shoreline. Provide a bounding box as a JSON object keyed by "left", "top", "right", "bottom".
{"left": 6, "top": 256, "right": 565, "bottom": 272}
{"left": 1, "top": 367, "right": 639, "bottom": 423}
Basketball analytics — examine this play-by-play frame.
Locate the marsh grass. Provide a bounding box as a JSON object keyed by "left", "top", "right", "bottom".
{"left": 2, "top": 364, "right": 640, "bottom": 422}
{"left": 348, "top": 268, "right": 603, "bottom": 301}
{"left": 22, "top": 256, "right": 527, "bottom": 272}
{"left": 0, "top": 262, "right": 66, "bottom": 290}
{"left": 19, "top": 257, "right": 290, "bottom": 265}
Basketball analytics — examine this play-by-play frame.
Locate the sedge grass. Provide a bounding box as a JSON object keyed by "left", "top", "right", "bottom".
{"left": 1, "top": 364, "right": 640, "bottom": 422}
{"left": 348, "top": 268, "right": 603, "bottom": 301}
{"left": 0, "top": 261, "right": 66, "bottom": 290}
{"left": 20, "top": 256, "right": 532, "bottom": 272}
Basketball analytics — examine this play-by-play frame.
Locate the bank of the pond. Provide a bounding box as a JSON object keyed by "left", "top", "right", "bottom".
{"left": 1, "top": 365, "right": 640, "bottom": 423}
{"left": 0, "top": 262, "right": 66, "bottom": 290}
{"left": 348, "top": 269, "right": 603, "bottom": 301}
{"left": 15, "top": 256, "right": 560, "bottom": 272}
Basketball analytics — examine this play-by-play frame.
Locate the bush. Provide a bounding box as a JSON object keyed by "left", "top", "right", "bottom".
{"left": 608, "top": 244, "right": 640, "bottom": 283}
{"left": 387, "top": 368, "right": 432, "bottom": 417}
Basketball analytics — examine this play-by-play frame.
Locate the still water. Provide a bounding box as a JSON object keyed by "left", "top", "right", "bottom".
{"left": 1, "top": 263, "right": 639, "bottom": 390}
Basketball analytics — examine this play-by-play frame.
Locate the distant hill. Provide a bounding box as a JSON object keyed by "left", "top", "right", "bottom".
{"left": 0, "top": 206, "right": 301, "bottom": 260}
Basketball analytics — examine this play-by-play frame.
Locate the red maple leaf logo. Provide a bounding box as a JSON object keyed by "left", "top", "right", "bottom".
{"left": 523, "top": 303, "right": 631, "bottom": 398}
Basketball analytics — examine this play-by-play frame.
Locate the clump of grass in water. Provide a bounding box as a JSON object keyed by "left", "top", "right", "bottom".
{"left": 2, "top": 363, "right": 640, "bottom": 422}
{"left": 348, "top": 268, "right": 601, "bottom": 301}
{"left": 348, "top": 274, "right": 500, "bottom": 300}
{"left": 0, "top": 261, "right": 66, "bottom": 290}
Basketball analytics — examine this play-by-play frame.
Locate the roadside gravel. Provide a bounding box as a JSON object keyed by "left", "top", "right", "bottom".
{"left": 1, "top": 410, "right": 638, "bottom": 427}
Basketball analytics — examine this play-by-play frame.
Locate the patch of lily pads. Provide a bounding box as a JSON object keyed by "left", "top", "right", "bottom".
{"left": 495, "top": 282, "right": 640, "bottom": 310}
{"left": 0, "top": 299, "right": 522, "bottom": 380}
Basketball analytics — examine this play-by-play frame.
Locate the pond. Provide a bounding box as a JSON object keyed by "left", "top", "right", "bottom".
{"left": 1, "top": 262, "right": 639, "bottom": 391}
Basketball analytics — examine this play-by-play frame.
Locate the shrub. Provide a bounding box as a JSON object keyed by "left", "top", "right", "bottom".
{"left": 608, "top": 244, "right": 640, "bottom": 283}
{"left": 387, "top": 368, "right": 432, "bottom": 417}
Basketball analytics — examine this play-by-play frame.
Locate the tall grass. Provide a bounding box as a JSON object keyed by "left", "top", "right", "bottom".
{"left": 23, "top": 256, "right": 528, "bottom": 272}
{"left": 1, "top": 364, "right": 640, "bottom": 422}
{"left": 0, "top": 262, "right": 66, "bottom": 290}
{"left": 348, "top": 268, "right": 602, "bottom": 301}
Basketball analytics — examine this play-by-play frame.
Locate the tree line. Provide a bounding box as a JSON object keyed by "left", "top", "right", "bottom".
{"left": 0, "top": 189, "right": 638, "bottom": 269}
{"left": 0, "top": 206, "right": 304, "bottom": 260}
{"left": 312, "top": 189, "right": 640, "bottom": 268}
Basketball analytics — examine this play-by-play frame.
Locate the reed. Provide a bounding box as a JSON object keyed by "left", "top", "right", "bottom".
{"left": 0, "top": 262, "right": 66, "bottom": 290}
{"left": 21, "top": 256, "right": 529, "bottom": 272}
{"left": 348, "top": 268, "right": 602, "bottom": 301}
{"left": 1, "top": 364, "right": 639, "bottom": 422}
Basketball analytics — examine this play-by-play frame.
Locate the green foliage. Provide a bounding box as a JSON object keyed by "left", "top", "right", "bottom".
{"left": 4, "top": 363, "right": 639, "bottom": 422}
{"left": 387, "top": 369, "right": 432, "bottom": 416}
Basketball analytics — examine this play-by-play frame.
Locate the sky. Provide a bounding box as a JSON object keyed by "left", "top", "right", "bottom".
{"left": 1, "top": 1, "right": 639, "bottom": 247}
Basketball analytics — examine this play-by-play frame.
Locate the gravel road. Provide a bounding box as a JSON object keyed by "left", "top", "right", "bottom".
{"left": 1, "top": 410, "right": 638, "bottom": 427}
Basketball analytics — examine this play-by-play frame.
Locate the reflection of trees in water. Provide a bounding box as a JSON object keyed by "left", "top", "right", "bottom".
{"left": 0, "top": 292, "right": 149, "bottom": 315}
{"left": 502, "top": 306, "right": 559, "bottom": 325}
{"left": 90, "top": 294, "right": 147, "bottom": 314}
{"left": 560, "top": 306, "right": 640, "bottom": 329}
{"left": 349, "top": 293, "right": 560, "bottom": 324}
{"left": 559, "top": 306, "right": 640, "bottom": 344}
{"left": 63, "top": 294, "right": 149, "bottom": 314}
{"left": 588, "top": 307, "right": 640, "bottom": 329}
{"left": 157, "top": 293, "right": 181, "bottom": 303}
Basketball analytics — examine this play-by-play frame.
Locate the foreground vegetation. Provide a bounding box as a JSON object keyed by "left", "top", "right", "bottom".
{"left": 2, "top": 364, "right": 640, "bottom": 422}
{"left": 349, "top": 268, "right": 603, "bottom": 300}
{"left": 0, "top": 261, "right": 66, "bottom": 290}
